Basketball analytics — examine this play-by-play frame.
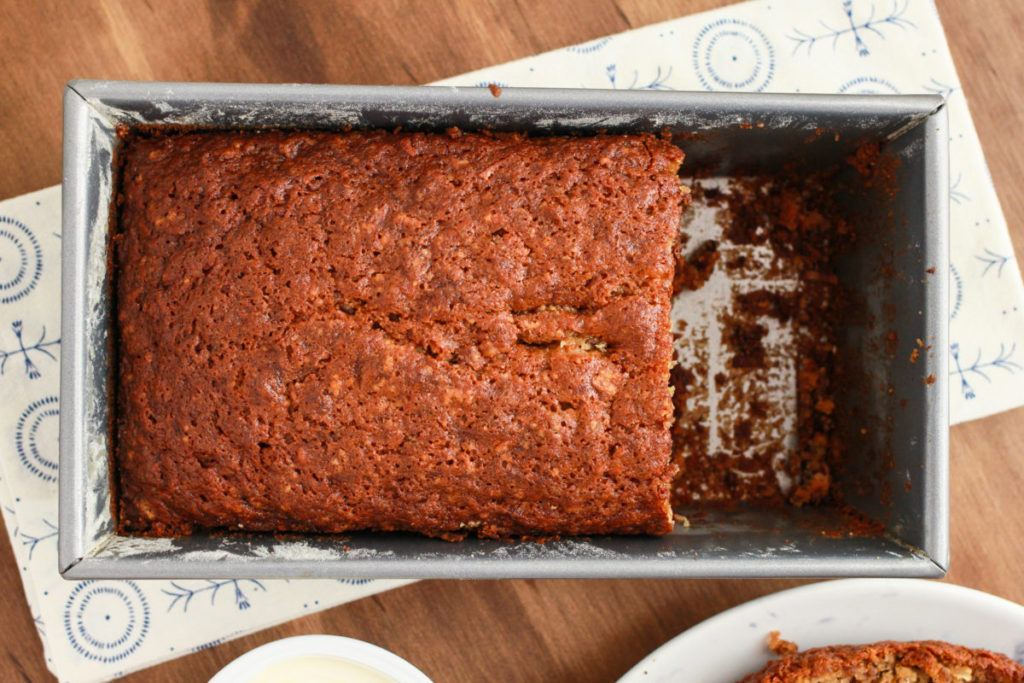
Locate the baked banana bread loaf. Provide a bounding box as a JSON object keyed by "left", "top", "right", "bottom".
{"left": 114, "top": 128, "right": 687, "bottom": 539}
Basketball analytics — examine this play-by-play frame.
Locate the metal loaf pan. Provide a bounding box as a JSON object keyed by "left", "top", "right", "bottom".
{"left": 60, "top": 80, "right": 948, "bottom": 579}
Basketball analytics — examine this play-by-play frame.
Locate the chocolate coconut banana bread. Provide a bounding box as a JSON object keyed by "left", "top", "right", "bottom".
{"left": 742, "top": 639, "right": 1024, "bottom": 682}
{"left": 114, "top": 128, "right": 687, "bottom": 539}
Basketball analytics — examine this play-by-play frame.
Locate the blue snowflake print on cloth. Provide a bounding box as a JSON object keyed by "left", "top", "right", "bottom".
{"left": 922, "top": 76, "right": 958, "bottom": 98}
{"left": 20, "top": 519, "right": 57, "bottom": 560}
{"left": 0, "top": 321, "right": 59, "bottom": 380}
{"left": 0, "top": 215, "right": 43, "bottom": 305}
{"left": 162, "top": 580, "right": 267, "bottom": 612}
{"left": 692, "top": 19, "right": 775, "bottom": 91}
{"left": 603, "top": 64, "right": 674, "bottom": 90}
{"left": 64, "top": 581, "right": 150, "bottom": 664}
{"left": 950, "top": 342, "right": 1021, "bottom": 400}
{"left": 789, "top": 0, "right": 914, "bottom": 57}
{"left": 950, "top": 172, "right": 970, "bottom": 204}
{"left": 976, "top": 248, "right": 1010, "bottom": 278}
{"left": 837, "top": 76, "right": 899, "bottom": 94}
{"left": 15, "top": 396, "right": 59, "bottom": 483}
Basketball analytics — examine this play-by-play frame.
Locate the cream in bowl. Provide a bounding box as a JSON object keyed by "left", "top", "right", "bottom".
{"left": 209, "top": 635, "right": 431, "bottom": 683}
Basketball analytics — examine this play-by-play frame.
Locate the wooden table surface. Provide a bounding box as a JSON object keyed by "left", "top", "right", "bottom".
{"left": 1, "top": 1, "right": 1022, "bottom": 681}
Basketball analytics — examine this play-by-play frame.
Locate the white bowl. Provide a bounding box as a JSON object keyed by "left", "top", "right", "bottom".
{"left": 619, "top": 579, "right": 1024, "bottom": 682}
{"left": 209, "top": 634, "right": 433, "bottom": 683}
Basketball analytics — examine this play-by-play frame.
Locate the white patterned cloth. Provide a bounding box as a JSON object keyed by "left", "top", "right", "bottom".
{"left": 1, "top": 0, "right": 1021, "bottom": 680}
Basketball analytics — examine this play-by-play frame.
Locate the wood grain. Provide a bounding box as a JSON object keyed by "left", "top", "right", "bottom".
{"left": 1, "top": 1, "right": 1023, "bottom": 681}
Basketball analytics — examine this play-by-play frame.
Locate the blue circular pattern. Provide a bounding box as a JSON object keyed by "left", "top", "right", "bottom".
{"left": 950, "top": 262, "right": 963, "bottom": 321}
{"left": 64, "top": 581, "right": 149, "bottom": 664}
{"left": 838, "top": 77, "right": 900, "bottom": 94}
{"left": 191, "top": 638, "right": 224, "bottom": 653}
{"left": 693, "top": 19, "right": 775, "bottom": 92}
{"left": 15, "top": 396, "right": 59, "bottom": 483}
{"left": 566, "top": 37, "right": 611, "bottom": 54}
{"left": 0, "top": 216, "right": 43, "bottom": 305}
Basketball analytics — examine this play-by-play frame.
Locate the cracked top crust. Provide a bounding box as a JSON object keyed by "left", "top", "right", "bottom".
{"left": 114, "top": 128, "right": 686, "bottom": 539}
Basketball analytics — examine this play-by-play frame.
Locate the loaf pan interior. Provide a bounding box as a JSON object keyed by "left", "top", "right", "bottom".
{"left": 60, "top": 82, "right": 947, "bottom": 578}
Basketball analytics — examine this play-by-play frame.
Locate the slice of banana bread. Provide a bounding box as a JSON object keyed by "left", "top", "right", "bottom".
{"left": 741, "top": 639, "right": 1024, "bottom": 682}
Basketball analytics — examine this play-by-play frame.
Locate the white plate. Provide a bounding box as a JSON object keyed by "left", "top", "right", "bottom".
{"left": 209, "top": 634, "right": 433, "bottom": 683}
{"left": 619, "top": 579, "right": 1024, "bottom": 683}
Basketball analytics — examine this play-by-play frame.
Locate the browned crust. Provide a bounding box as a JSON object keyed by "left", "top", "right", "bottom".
{"left": 114, "top": 129, "right": 686, "bottom": 539}
{"left": 741, "top": 640, "right": 1024, "bottom": 682}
